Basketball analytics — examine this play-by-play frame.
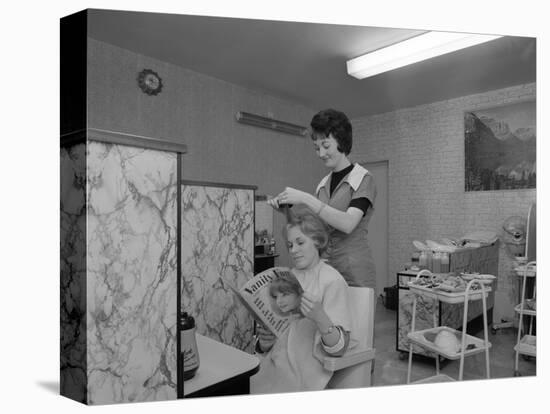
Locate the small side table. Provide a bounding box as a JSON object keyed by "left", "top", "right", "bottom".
{"left": 183, "top": 334, "right": 260, "bottom": 398}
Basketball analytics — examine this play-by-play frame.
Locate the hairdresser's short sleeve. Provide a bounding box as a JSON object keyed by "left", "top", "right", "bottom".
{"left": 352, "top": 171, "right": 377, "bottom": 206}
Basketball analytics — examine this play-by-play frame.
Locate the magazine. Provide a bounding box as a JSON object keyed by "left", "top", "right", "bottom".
{"left": 225, "top": 267, "right": 294, "bottom": 338}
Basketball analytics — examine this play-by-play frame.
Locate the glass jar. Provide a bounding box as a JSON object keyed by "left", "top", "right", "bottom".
{"left": 440, "top": 252, "right": 450, "bottom": 273}
{"left": 268, "top": 237, "right": 276, "bottom": 255}
{"left": 432, "top": 251, "right": 441, "bottom": 273}
{"left": 426, "top": 250, "right": 433, "bottom": 271}
{"left": 419, "top": 251, "right": 428, "bottom": 269}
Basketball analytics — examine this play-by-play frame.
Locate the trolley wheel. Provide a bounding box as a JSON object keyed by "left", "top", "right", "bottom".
{"left": 513, "top": 371, "right": 521, "bottom": 377}
{"left": 491, "top": 328, "right": 497, "bottom": 335}
{"left": 399, "top": 351, "right": 408, "bottom": 360}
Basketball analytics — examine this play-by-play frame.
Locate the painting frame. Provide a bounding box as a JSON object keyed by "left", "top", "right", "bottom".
{"left": 464, "top": 99, "right": 536, "bottom": 192}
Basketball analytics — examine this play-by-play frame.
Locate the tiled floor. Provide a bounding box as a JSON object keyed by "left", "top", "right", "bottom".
{"left": 372, "top": 298, "right": 536, "bottom": 386}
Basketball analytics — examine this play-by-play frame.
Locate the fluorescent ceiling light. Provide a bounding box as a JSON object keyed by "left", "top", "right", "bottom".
{"left": 347, "top": 31, "right": 502, "bottom": 79}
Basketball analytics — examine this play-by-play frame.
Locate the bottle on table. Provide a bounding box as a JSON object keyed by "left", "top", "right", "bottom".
{"left": 418, "top": 250, "right": 428, "bottom": 269}
{"left": 426, "top": 250, "right": 433, "bottom": 271}
{"left": 268, "top": 237, "right": 276, "bottom": 255}
{"left": 432, "top": 251, "right": 441, "bottom": 273}
{"left": 440, "top": 252, "right": 450, "bottom": 273}
{"left": 181, "top": 312, "right": 200, "bottom": 380}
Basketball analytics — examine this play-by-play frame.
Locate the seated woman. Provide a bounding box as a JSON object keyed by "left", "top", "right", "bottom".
{"left": 250, "top": 208, "right": 353, "bottom": 394}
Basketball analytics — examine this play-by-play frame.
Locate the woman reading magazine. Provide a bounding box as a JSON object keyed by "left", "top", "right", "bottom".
{"left": 250, "top": 208, "right": 353, "bottom": 394}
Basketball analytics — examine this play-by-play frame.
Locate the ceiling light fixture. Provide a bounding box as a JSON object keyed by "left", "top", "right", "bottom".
{"left": 235, "top": 111, "right": 308, "bottom": 137}
{"left": 346, "top": 31, "right": 503, "bottom": 80}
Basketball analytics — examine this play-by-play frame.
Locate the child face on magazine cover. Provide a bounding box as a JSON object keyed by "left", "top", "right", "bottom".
{"left": 272, "top": 291, "right": 301, "bottom": 314}
{"left": 287, "top": 225, "right": 320, "bottom": 270}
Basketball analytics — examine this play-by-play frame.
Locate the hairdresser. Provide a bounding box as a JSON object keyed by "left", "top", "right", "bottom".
{"left": 268, "top": 108, "right": 377, "bottom": 288}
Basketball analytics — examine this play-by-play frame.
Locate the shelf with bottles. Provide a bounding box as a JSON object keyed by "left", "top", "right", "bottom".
{"left": 418, "top": 250, "right": 450, "bottom": 274}
{"left": 254, "top": 229, "right": 277, "bottom": 256}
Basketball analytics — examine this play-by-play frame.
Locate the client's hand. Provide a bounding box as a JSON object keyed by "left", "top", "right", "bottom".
{"left": 300, "top": 292, "right": 329, "bottom": 325}
{"left": 256, "top": 324, "right": 276, "bottom": 352}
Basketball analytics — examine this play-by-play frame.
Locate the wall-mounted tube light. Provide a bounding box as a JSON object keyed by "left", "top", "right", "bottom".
{"left": 347, "top": 31, "right": 503, "bottom": 80}
{"left": 235, "top": 111, "right": 308, "bottom": 137}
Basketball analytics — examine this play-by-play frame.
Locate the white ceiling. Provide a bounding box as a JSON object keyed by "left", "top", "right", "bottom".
{"left": 87, "top": 9, "right": 536, "bottom": 119}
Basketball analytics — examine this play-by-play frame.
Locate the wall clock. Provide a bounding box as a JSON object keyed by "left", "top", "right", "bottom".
{"left": 137, "top": 69, "right": 163, "bottom": 96}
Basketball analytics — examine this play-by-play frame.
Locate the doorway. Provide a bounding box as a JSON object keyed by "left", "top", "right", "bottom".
{"left": 361, "top": 160, "right": 389, "bottom": 296}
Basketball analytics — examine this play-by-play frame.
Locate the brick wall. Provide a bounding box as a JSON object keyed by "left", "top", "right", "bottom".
{"left": 352, "top": 83, "right": 536, "bottom": 321}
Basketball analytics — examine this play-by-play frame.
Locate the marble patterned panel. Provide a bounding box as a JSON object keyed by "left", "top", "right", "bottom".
{"left": 181, "top": 185, "right": 254, "bottom": 352}
{"left": 440, "top": 297, "right": 494, "bottom": 329}
{"left": 60, "top": 143, "right": 88, "bottom": 402}
{"left": 398, "top": 289, "right": 439, "bottom": 357}
{"left": 86, "top": 141, "right": 177, "bottom": 404}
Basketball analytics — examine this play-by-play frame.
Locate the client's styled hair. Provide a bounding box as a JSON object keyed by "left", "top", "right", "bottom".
{"left": 283, "top": 207, "right": 329, "bottom": 255}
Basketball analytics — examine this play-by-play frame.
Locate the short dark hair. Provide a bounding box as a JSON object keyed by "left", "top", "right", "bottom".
{"left": 310, "top": 109, "right": 352, "bottom": 155}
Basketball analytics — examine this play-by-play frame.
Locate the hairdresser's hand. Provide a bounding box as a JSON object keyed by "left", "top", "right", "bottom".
{"left": 256, "top": 324, "right": 276, "bottom": 352}
{"left": 276, "top": 187, "right": 310, "bottom": 206}
{"left": 300, "top": 292, "right": 329, "bottom": 326}
{"left": 266, "top": 194, "right": 282, "bottom": 209}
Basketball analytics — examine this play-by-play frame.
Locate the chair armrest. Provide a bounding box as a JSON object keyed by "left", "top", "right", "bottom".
{"left": 322, "top": 347, "right": 376, "bottom": 371}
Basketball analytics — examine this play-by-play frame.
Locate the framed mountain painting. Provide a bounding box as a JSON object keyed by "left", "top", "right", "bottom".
{"left": 464, "top": 100, "right": 536, "bottom": 191}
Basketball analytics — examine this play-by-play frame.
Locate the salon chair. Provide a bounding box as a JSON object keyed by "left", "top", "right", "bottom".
{"left": 324, "top": 287, "right": 376, "bottom": 389}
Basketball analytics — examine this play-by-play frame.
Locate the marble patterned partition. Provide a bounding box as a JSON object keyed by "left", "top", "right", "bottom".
{"left": 85, "top": 141, "right": 178, "bottom": 404}
{"left": 181, "top": 184, "right": 255, "bottom": 351}
{"left": 60, "top": 143, "right": 88, "bottom": 402}
{"left": 398, "top": 289, "right": 440, "bottom": 357}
